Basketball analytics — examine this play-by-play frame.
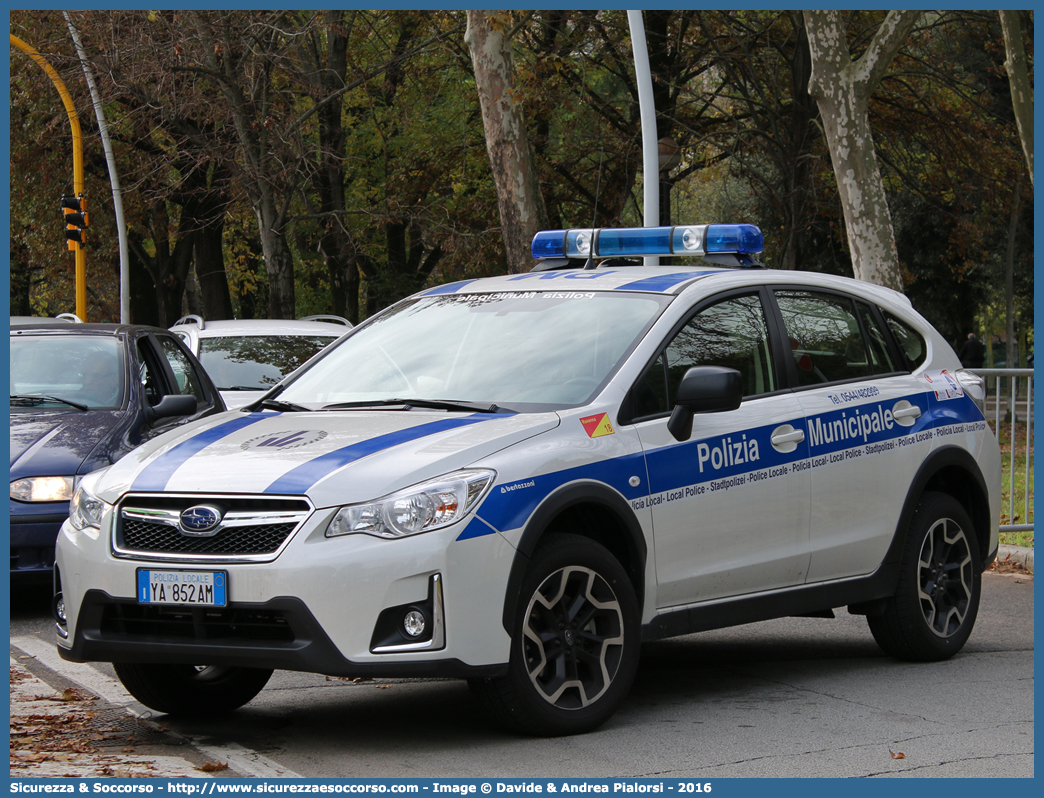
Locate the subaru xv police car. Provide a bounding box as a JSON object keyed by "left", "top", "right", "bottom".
{"left": 54, "top": 224, "right": 1001, "bottom": 736}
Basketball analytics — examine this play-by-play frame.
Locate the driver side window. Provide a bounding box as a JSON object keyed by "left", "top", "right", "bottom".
{"left": 633, "top": 293, "right": 776, "bottom": 419}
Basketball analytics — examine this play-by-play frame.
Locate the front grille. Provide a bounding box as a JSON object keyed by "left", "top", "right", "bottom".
{"left": 121, "top": 518, "right": 297, "bottom": 555}
{"left": 113, "top": 494, "right": 312, "bottom": 562}
{"left": 100, "top": 603, "right": 295, "bottom": 643}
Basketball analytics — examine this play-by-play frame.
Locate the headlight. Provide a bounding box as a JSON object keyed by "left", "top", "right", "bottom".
{"left": 10, "top": 476, "right": 76, "bottom": 502}
{"left": 326, "top": 469, "right": 496, "bottom": 539}
{"left": 69, "top": 484, "right": 110, "bottom": 531}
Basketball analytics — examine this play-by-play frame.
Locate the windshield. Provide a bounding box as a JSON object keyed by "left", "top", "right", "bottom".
{"left": 199, "top": 335, "right": 337, "bottom": 391}
{"left": 278, "top": 291, "right": 667, "bottom": 411}
{"left": 10, "top": 334, "right": 126, "bottom": 410}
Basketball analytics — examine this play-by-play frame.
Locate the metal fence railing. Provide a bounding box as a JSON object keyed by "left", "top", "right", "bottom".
{"left": 972, "top": 368, "right": 1033, "bottom": 534}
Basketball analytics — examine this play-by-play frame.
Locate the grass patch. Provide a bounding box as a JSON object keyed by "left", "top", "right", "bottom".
{"left": 989, "top": 420, "right": 1034, "bottom": 549}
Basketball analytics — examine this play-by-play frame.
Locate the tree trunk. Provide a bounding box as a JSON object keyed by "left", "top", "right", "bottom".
{"left": 311, "top": 12, "right": 355, "bottom": 322}
{"left": 804, "top": 10, "right": 920, "bottom": 290}
{"left": 999, "top": 11, "right": 1033, "bottom": 187}
{"left": 257, "top": 204, "right": 297, "bottom": 319}
{"left": 465, "top": 10, "right": 548, "bottom": 274}
{"left": 780, "top": 13, "right": 818, "bottom": 271}
{"left": 186, "top": 11, "right": 298, "bottom": 320}
{"left": 180, "top": 168, "right": 234, "bottom": 320}
{"left": 194, "top": 221, "right": 233, "bottom": 320}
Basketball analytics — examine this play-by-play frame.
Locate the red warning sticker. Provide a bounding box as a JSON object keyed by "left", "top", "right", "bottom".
{"left": 580, "top": 413, "right": 615, "bottom": 438}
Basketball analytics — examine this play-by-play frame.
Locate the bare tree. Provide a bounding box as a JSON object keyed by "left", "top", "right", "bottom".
{"left": 999, "top": 10, "right": 1033, "bottom": 187}
{"left": 465, "top": 10, "right": 548, "bottom": 273}
{"left": 803, "top": 10, "right": 920, "bottom": 290}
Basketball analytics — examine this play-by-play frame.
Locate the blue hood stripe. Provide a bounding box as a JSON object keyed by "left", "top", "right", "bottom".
{"left": 263, "top": 414, "right": 500, "bottom": 495}
{"left": 131, "top": 414, "right": 273, "bottom": 492}
{"left": 614, "top": 272, "right": 713, "bottom": 293}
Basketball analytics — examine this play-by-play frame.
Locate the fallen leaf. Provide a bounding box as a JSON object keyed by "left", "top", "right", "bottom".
{"left": 889, "top": 749, "right": 906, "bottom": 760}
{"left": 200, "top": 761, "right": 229, "bottom": 772}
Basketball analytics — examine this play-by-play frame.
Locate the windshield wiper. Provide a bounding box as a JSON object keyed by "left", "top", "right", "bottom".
{"left": 11, "top": 394, "right": 89, "bottom": 411}
{"left": 321, "top": 398, "right": 504, "bottom": 413}
{"left": 256, "top": 398, "right": 310, "bottom": 412}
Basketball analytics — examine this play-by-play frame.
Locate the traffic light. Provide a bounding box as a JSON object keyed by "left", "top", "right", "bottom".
{"left": 61, "top": 194, "right": 88, "bottom": 250}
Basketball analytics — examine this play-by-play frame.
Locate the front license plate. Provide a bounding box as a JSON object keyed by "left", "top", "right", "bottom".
{"left": 136, "top": 569, "right": 227, "bottom": 607}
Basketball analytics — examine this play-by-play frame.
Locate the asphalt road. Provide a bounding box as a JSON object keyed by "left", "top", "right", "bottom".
{"left": 10, "top": 570, "right": 1034, "bottom": 779}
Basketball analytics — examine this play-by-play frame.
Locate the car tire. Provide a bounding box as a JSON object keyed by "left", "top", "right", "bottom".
{"left": 113, "top": 663, "right": 273, "bottom": 716}
{"left": 868, "top": 492, "right": 982, "bottom": 661}
{"left": 470, "top": 533, "right": 640, "bottom": 736}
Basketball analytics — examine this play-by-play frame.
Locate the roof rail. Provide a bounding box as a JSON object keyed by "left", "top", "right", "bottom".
{"left": 298, "top": 314, "right": 352, "bottom": 327}
{"left": 172, "top": 314, "right": 205, "bottom": 329}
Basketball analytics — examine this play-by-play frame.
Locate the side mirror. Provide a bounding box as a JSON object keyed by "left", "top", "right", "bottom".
{"left": 147, "top": 394, "right": 198, "bottom": 422}
{"left": 667, "top": 366, "right": 743, "bottom": 441}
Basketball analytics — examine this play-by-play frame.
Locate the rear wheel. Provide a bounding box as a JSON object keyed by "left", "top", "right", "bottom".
{"left": 470, "top": 534, "right": 640, "bottom": 736}
{"left": 113, "top": 663, "right": 273, "bottom": 716}
{"left": 868, "top": 492, "right": 981, "bottom": 661}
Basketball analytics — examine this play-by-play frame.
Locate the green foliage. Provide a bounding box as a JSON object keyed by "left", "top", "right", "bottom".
{"left": 9, "top": 9, "right": 1032, "bottom": 332}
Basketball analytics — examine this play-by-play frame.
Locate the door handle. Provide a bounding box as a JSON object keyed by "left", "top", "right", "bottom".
{"left": 771, "top": 429, "right": 805, "bottom": 445}
{"left": 770, "top": 424, "right": 805, "bottom": 453}
{"left": 893, "top": 406, "right": 922, "bottom": 420}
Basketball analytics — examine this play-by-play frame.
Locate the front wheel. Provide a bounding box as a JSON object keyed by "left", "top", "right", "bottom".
{"left": 470, "top": 534, "right": 640, "bottom": 736}
{"left": 868, "top": 492, "right": 982, "bottom": 661}
{"left": 113, "top": 663, "right": 273, "bottom": 716}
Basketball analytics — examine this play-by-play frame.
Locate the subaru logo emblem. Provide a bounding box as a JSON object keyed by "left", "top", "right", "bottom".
{"left": 179, "top": 505, "right": 223, "bottom": 536}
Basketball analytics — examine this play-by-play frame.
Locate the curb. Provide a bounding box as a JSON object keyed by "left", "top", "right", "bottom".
{"left": 9, "top": 657, "right": 215, "bottom": 779}
{"left": 996, "top": 544, "right": 1034, "bottom": 571}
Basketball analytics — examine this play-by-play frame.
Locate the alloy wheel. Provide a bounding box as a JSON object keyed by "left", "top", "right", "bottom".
{"left": 522, "top": 565, "right": 625, "bottom": 710}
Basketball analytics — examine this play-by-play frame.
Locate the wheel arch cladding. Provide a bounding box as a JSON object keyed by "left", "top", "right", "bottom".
{"left": 896, "top": 446, "right": 993, "bottom": 569}
{"left": 501, "top": 481, "right": 647, "bottom": 635}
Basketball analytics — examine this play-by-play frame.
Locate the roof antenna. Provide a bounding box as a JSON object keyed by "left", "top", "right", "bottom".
{"left": 584, "top": 148, "right": 605, "bottom": 270}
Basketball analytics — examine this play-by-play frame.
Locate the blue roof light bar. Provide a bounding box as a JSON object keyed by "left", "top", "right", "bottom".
{"left": 531, "top": 224, "right": 764, "bottom": 260}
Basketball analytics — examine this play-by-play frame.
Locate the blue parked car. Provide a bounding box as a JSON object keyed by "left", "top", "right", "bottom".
{"left": 10, "top": 322, "right": 226, "bottom": 579}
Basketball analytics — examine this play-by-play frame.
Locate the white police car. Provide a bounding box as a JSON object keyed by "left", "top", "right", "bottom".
{"left": 55, "top": 224, "right": 1001, "bottom": 736}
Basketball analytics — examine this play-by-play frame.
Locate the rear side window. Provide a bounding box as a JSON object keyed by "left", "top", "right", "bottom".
{"left": 884, "top": 313, "right": 928, "bottom": 371}
{"left": 857, "top": 302, "right": 898, "bottom": 374}
{"left": 774, "top": 290, "right": 873, "bottom": 386}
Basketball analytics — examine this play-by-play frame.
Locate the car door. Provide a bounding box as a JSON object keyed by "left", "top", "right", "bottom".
{"left": 628, "top": 289, "right": 812, "bottom": 607}
{"left": 133, "top": 333, "right": 224, "bottom": 444}
{"left": 770, "top": 288, "right": 933, "bottom": 583}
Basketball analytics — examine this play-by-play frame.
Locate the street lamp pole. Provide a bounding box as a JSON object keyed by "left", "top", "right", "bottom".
{"left": 627, "top": 10, "right": 660, "bottom": 266}
{"left": 65, "top": 13, "right": 130, "bottom": 324}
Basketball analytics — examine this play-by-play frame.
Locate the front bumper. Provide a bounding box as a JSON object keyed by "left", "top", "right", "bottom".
{"left": 59, "top": 590, "right": 506, "bottom": 679}
{"left": 10, "top": 501, "right": 69, "bottom": 576}
{"left": 55, "top": 506, "right": 518, "bottom": 676}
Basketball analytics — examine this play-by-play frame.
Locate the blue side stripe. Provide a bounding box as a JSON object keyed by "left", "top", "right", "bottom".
{"left": 476, "top": 453, "right": 647, "bottom": 535}
{"left": 423, "top": 280, "right": 479, "bottom": 296}
{"left": 456, "top": 516, "right": 500, "bottom": 541}
{"left": 470, "top": 391, "right": 983, "bottom": 539}
{"left": 263, "top": 414, "right": 501, "bottom": 495}
{"left": 131, "top": 414, "right": 273, "bottom": 492}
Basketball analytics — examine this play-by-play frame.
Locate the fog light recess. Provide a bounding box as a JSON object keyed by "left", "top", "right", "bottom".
{"left": 370, "top": 574, "right": 445, "bottom": 653}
